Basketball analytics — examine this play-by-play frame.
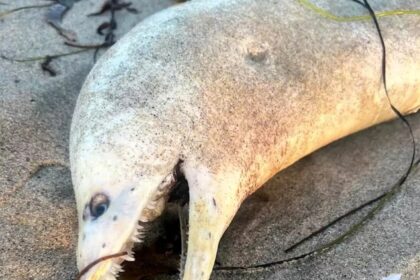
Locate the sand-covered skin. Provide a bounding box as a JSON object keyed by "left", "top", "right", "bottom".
{"left": 71, "top": 0, "right": 419, "bottom": 279}
{"left": 1, "top": 0, "right": 420, "bottom": 279}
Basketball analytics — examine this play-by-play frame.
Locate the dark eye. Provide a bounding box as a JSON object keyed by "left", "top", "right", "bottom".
{"left": 89, "top": 193, "right": 110, "bottom": 218}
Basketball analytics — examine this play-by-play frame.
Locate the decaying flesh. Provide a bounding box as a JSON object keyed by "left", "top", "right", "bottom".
{"left": 69, "top": 0, "right": 420, "bottom": 279}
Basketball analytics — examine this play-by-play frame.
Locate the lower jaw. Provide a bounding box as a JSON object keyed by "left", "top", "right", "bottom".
{"left": 119, "top": 203, "right": 184, "bottom": 280}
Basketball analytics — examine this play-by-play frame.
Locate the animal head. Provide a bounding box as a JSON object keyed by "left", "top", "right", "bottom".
{"left": 70, "top": 102, "right": 185, "bottom": 279}
{"left": 69, "top": 1, "right": 247, "bottom": 277}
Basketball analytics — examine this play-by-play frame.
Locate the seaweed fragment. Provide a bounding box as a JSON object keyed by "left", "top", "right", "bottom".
{"left": 85, "top": 0, "right": 138, "bottom": 61}
{"left": 88, "top": 0, "right": 136, "bottom": 16}
{"left": 55, "top": 0, "right": 138, "bottom": 62}
{"left": 0, "top": 48, "right": 90, "bottom": 70}
{"left": 1, "top": 49, "right": 87, "bottom": 62}
{"left": 0, "top": 3, "right": 53, "bottom": 19}
{"left": 96, "top": 22, "right": 111, "bottom": 35}
{"left": 40, "top": 56, "right": 56, "bottom": 76}
{"left": 1, "top": 48, "right": 95, "bottom": 76}
{"left": 2, "top": 0, "right": 138, "bottom": 73}
{"left": 46, "top": 3, "right": 77, "bottom": 41}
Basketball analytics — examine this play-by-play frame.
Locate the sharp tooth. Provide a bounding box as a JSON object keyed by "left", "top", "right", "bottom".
{"left": 131, "top": 236, "right": 141, "bottom": 243}
{"left": 123, "top": 255, "right": 135, "bottom": 262}
{"left": 110, "top": 267, "right": 116, "bottom": 276}
{"left": 110, "top": 264, "right": 123, "bottom": 276}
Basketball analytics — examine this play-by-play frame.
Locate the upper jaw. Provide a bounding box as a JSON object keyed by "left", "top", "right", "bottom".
{"left": 78, "top": 172, "right": 179, "bottom": 280}
{"left": 77, "top": 223, "right": 142, "bottom": 280}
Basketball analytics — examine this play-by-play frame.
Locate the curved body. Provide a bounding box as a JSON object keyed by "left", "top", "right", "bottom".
{"left": 70, "top": 0, "right": 420, "bottom": 279}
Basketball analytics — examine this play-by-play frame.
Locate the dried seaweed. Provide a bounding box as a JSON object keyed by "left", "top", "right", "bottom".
{"left": 88, "top": 0, "right": 137, "bottom": 60}
{"left": 50, "top": 0, "right": 138, "bottom": 62}
{"left": 1, "top": 49, "right": 90, "bottom": 76}
{"left": 88, "top": 0, "right": 135, "bottom": 16}
{"left": 0, "top": 3, "right": 53, "bottom": 19}
{"left": 96, "top": 22, "right": 111, "bottom": 35}
{"left": 1, "top": 0, "right": 138, "bottom": 74}
{"left": 1, "top": 49, "right": 88, "bottom": 62}
{"left": 46, "top": 2, "right": 77, "bottom": 41}
{"left": 41, "top": 56, "right": 56, "bottom": 76}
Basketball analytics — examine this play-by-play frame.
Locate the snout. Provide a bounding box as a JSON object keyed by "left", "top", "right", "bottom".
{"left": 78, "top": 262, "right": 112, "bottom": 280}
{"left": 77, "top": 248, "right": 130, "bottom": 280}
{"left": 76, "top": 225, "right": 131, "bottom": 280}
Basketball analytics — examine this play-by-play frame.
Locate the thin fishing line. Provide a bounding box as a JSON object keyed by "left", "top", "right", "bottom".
{"left": 297, "top": 0, "right": 420, "bottom": 22}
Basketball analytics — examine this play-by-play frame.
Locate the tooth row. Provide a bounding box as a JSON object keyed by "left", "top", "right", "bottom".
{"left": 111, "top": 264, "right": 123, "bottom": 274}
{"left": 105, "top": 263, "right": 124, "bottom": 280}
{"left": 122, "top": 186, "right": 167, "bottom": 269}
{"left": 126, "top": 222, "right": 145, "bottom": 256}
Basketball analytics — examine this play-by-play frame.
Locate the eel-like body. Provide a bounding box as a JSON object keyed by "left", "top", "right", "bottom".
{"left": 69, "top": 0, "right": 420, "bottom": 279}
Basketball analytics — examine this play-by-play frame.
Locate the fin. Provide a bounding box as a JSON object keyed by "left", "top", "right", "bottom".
{"left": 181, "top": 163, "right": 242, "bottom": 280}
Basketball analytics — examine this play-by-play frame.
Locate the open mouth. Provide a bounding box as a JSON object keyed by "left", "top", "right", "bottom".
{"left": 76, "top": 163, "right": 190, "bottom": 280}
{"left": 112, "top": 172, "right": 190, "bottom": 280}
{"left": 118, "top": 203, "right": 186, "bottom": 280}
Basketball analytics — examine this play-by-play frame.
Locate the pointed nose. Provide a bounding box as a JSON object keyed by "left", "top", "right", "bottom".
{"left": 77, "top": 250, "right": 129, "bottom": 280}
